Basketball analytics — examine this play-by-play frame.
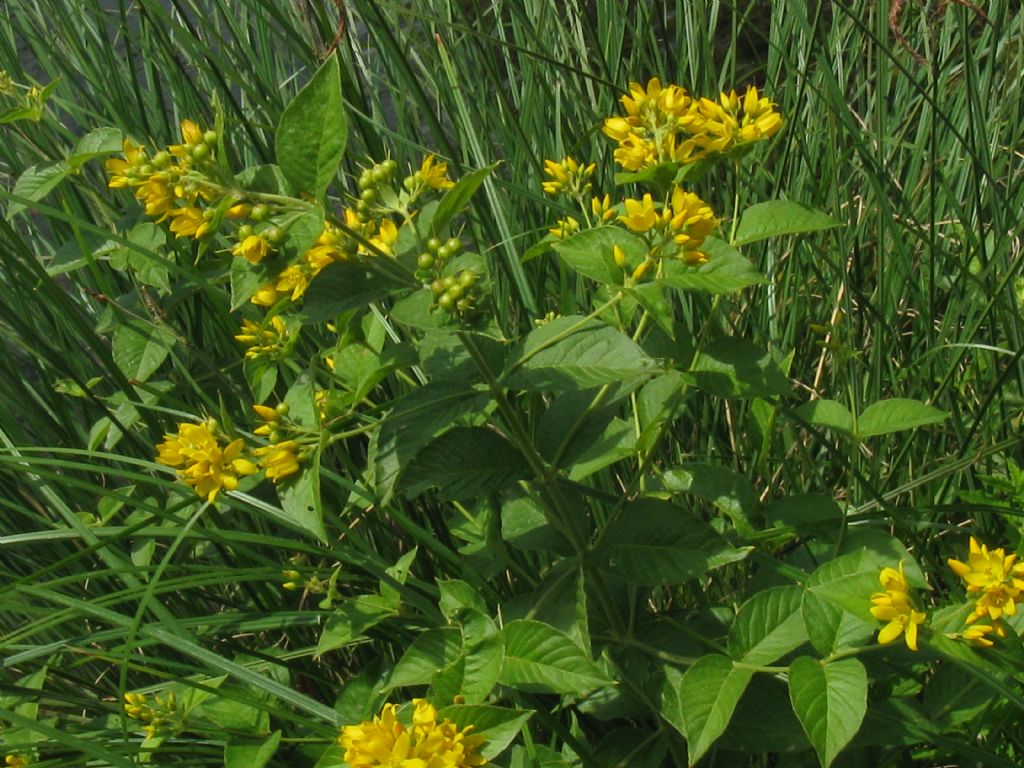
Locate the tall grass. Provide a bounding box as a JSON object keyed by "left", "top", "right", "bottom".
{"left": 1, "top": 1, "right": 1022, "bottom": 765}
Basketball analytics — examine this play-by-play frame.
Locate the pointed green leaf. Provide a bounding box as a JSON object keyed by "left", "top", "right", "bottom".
{"left": 317, "top": 594, "right": 396, "bottom": 655}
{"left": 665, "top": 654, "right": 753, "bottom": 765}
{"left": 503, "top": 316, "right": 660, "bottom": 391}
{"left": 794, "top": 399, "right": 854, "bottom": 435}
{"left": 595, "top": 499, "right": 751, "bottom": 586}
{"left": 499, "top": 620, "right": 610, "bottom": 694}
{"left": 432, "top": 162, "right": 500, "bottom": 234}
{"left": 788, "top": 657, "right": 867, "bottom": 768}
{"left": 688, "top": 336, "right": 790, "bottom": 399}
{"left": 728, "top": 585, "right": 808, "bottom": 665}
{"left": 387, "top": 628, "right": 463, "bottom": 690}
{"left": 7, "top": 161, "right": 71, "bottom": 219}
{"left": 661, "top": 238, "right": 767, "bottom": 294}
{"left": 275, "top": 53, "right": 346, "bottom": 198}
{"left": 398, "top": 426, "right": 529, "bottom": 500}
{"left": 68, "top": 126, "right": 124, "bottom": 168}
{"left": 856, "top": 398, "right": 948, "bottom": 438}
{"left": 551, "top": 226, "right": 646, "bottom": 285}
{"left": 225, "top": 731, "right": 281, "bottom": 768}
{"left": 111, "top": 322, "right": 176, "bottom": 383}
{"left": 277, "top": 456, "right": 326, "bottom": 542}
{"left": 733, "top": 201, "right": 841, "bottom": 246}
{"left": 660, "top": 463, "right": 760, "bottom": 536}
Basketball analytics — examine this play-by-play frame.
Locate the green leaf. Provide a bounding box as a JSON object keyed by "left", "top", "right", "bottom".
{"left": 801, "top": 591, "right": 875, "bottom": 656}
{"left": 551, "top": 226, "right": 646, "bottom": 285}
{"left": 661, "top": 238, "right": 768, "bottom": 294}
{"left": 660, "top": 463, "right": 760, "bottom": 536}
{"left": 499, "top": 620, "right": 610, "bottom": 694}
{"left": 398, "top": 426, "right": 529, "bottom": 500}
{"left": 7, "top": 161, "right": 71, "bottom": 219}
{"left": 856, "top": 398, "right": 948, "bottom": 438}
{"left": 805, "top": 550, "right": 879, "bottom": 621}
{"left": 594, "top": 499, "right": 751, "bottom": 586}
{"left": 317, "top": 594, "right": 397, "bottom": 655}
{"left": 794, "top": 399, "right": 854, "bottom": 435}
{"left": 457, "top": 611, "right": 504, "bottom": 703}
{"left": 688, "top": 336, "right": 790, "bottom": 399}
{"left": 728, "top": 585, "right": 808, "bottom": 665}
{"left": 275, "top": 52, "right": 346, "bottom": 198}
{"left": 788, "top": 657, "right": 867, "bottom": 768}
{"left": 301, "top": 262, "right": 393, "bottom": 323}
{"left": 111, "top": 322, "right": 176, "bottom": 383}
{"left": 224, "top": 731, "right": 281, "bottom": 768}
{"left": 68, "top": 126, "right": 123, "bottom": 168}
{"left": 666, "top": 654, "right": 753, "bottom": 765}
{"left": 500, "top": 494, "right": 571, "bottom": 553}
{"left": 436, "top": 704, "right": 532, "bottom": 761}
{"left": 388, "top": 628, "right": 463, "bottom": 690}
{"left": 373, "top": 381, "right": 486, "bottom": 504}
{"left": 733, "top": 201, "right": 841, "bottom": 246}
{"left": 390, "top": 288, "right": 446, "bottom": 330}
{"left": 432, "top": 162, "right": 500, "bottom": 234}
{"left": 766, "top": 494, "right": 844, "bottom": 537}
{"left": 277, "top": 457, "right": 326, "bottom": 542}
{"left": 503, "top": 316, "right": 660, "bottom": 391}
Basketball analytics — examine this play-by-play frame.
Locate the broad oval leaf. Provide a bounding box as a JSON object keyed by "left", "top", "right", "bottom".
{"left": 111, "top": 322, "right": 176, "bottom": 382}
{"left": 733, "top": 200, "right": 841, "bottom": 246}
{"left": 69, "top": 126, "right": 124, "bottom": 168}
{"left": 499, "top": 620, "right": 609, "bottom": 694}
{"left": 788, "top": 656, "right": 867, "bottom": 768}
{"left": 277, "top": 455, "right": 326, "bottom": 542}
{"left": 794, "top": 399, "right": 854, "bottom": 435}
{"left": 801, "top": 590, "right": 875, "bottom": 657}
{"left": 595, "top": 499, "right": 751, "bottom": 586}
{"left": 856, "top": 398, "right": 948, "bottom": 438}
{"left": 387, "top": 628, "right": 462, "bottom": 690}
{"left": 688, "top": 336, "right": 790, "bottom": 399}
{"left": 728, "top": 585, "right": 808, "bottom": 665}
{"left": 551, "top": 226, "right": 646, "bottom": 285}
{"left": 660, "top": 463, "right": 760, "bottom": 536}
{"left": 661, "top": 237, "right": 767, "bottom": 294}
{"left": 664, "top": 654, "right": 753, "bottom": 766}
{"left": 398, "top": 426, "right": 529, "bottom": 500}
{"left": 503, "top": 316, "right": 660, "bottom": 391}
{"left": 275, "top": 53, "right": 347, "bottom": 198}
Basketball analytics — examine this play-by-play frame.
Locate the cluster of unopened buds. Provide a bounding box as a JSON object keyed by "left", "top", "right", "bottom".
{"left": 124, "top": 691, "right": 179, "bottom": 739}
{"left": 870, "top": 535, "right": 1024, "bottom": 652}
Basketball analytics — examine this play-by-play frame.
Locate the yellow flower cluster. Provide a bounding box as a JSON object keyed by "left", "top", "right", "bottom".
{"left": 252, "top": 404, "right": 304, "bottom": 483}
{"left": 869, "top": 562, "right": 927, "bottom": 651}
{"left": 106, "top": 120, "right": 220, "bottom": 238}
{"left": 124, "top": 691, "right": 178, "bottom": 739}
{"left": 947, "top": 536, "right": 1024, "bottom": 646}
{"left": 619, "top": 186, "right": 718, "bottom": 265}
{"left": 541, "top": 156, "right": 595, "bottom": 198}
{"left": 155, "top": 420, "right": 257, "bottom": 502}
{"left": 339, "top": 699, "right": 486, "bottom": 768}
{"left": 234, "top": 316, "right": 291, "bottom": 361}
{"left": 602, "top": 78, "right": 782, "bottom": 171}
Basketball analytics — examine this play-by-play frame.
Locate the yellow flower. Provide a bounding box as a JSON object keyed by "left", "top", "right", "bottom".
{"left": 135, "top": 178, "right": 175, "bottom": 219}
{"left": 340, "top": 699, "right": 486, "bottom": 768}
{"left": 611, "top": 133, "right": 657, "bottom": 172}
{"left": 948, "top": 536, "right": 1024, "bottom": 623}
{"left": 155, "top": 420, "right": 258, "bottom": 502}
{"left": 167, "top": 206, "right": 206, "bottom": 238}
{"left": 254, "top": 440, "right": 302, "bottom": 482}
{"left": 619, "top": 193, "right": 660, "bottom": 233}
{"left": 169, "top": 119, "right": 206, "bottom": 159}
{"left": 419, "top": 154, "right": 456, "bottom": 190}
{"left": 869, "top": 562, "right": 927, "bottom": 651}
{"left": 106, "top": 139, "right": 147, "bottom": 188}
{"left": 591, "top": 194, "right": 616, "bottom": 223}
{"left": 4, "top": 755, "right": 28, "bottom": 768}
{"left": 668, "top": 187, "right": 717, "bottom": 263}
{"left": 233, "top": 233, "right": 272, "bottom": 264}
{"left": 250, "top": 283, "right": 282, "bottom": 307}
{"left": 960, "top": 621, "right": 1005, "bottom": 648}
{"left": 124, "top": 691, "right": 178, "bottom": 739}
{"left": 738, "top": 85, "right": 783, "bottom": 142}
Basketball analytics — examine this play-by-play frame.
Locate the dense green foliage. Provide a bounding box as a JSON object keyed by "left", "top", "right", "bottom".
{"left": 2, "top": 2, "right": 1024, "bottom": 767}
